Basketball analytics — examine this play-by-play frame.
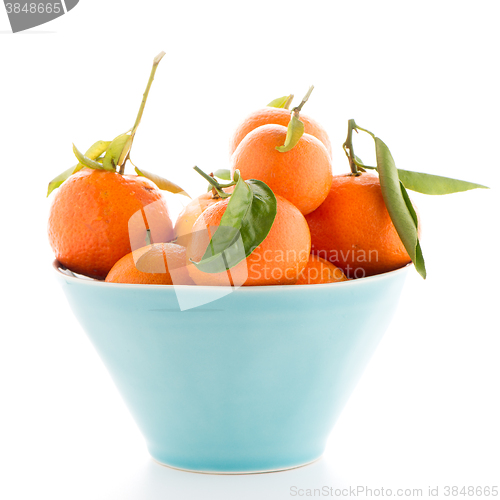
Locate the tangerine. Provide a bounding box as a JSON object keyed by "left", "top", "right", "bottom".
{"left": 105, "top": 242, "right": 193, "bottom": 285}
{"left": 174, "top": 191, "right": 228, "bottom": 246}
{"left": 305, "top": 173, "right": 413, "bottom": 278}
{"left": 229, "top": 106, "right": 332, "bottom": 157}
{"left": 296, "top": 255, "right": 348, "bottom": 285}
{"left": 230, "top": 124, "right": 333, "bottom": 215}
{"left": 186, "top": 195, "right": 311, "bottom": 286}
{"left": 48, "top": 168, "right": 174, "bottom": 279}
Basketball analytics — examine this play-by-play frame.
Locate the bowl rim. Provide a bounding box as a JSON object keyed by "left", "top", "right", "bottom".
{"left": 52, "top": 260, "right": 411, "bottom": 292}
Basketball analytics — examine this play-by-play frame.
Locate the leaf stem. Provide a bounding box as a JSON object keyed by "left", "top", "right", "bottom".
{"left": 355, "top": 123, "right": 376, "bottom": 139}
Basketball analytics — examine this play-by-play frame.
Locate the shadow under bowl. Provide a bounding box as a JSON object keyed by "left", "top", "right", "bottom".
{"left": 53, "top": 261, "right": 409, "bottom": 474}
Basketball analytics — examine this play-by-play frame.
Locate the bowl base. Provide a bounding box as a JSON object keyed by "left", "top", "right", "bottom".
{"left": 151, "top": 455, "right": 323, "bottom": 475}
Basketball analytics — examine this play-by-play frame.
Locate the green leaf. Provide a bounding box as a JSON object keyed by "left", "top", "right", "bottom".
{"left": 47, "top": 165, "right": 80, "bottom": 197}
{"left": 85, "top": 140, "right": 112, "bottom": 161}
{"left": 134, "top": 166, "right": 191, "bottom": 198}
{"left": 73, "top": 144, "right": 113, "bottom": 171}
{"left": 201, "top": 174, "right": 252, "bottom": 259}
{"left": 213, "top": 169, "right": 232, "bottom": 181}
{"left": 103, "top": 133, "right": 130, "bottom": 171}
{"left": 276, "top": 114, "right": 305, "bottom": 153}
{"left": 192, "top": 172, "right": 277, "bottom": 273}
{"left": 399, "top": 180, "right": 426, "bottom": 278}
{"left": 46, "top": 140, "right": 112, "bottom": 196}
{"left": 267, "top": 94, "right": 293, "bottom": 109}
{"left": 375, "top": 137, "right": 426, "bottom": 279}
{"left": 398, "top": 169, "right": 489, "bottom": 195}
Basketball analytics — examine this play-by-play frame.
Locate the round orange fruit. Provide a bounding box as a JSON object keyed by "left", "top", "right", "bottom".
{"left": 230, "top": 124, "right": 333, "bottom": 215}
{"left": 186, "top": 195, "right": 311, "bottom": 286}
{"left": 105, "top": 242, "right": 193, "bottom": 285}
{"left": 305, "top": 173, "right": 413, "bottom": 278}
{"left": 48, "top": 168, "right": 174, "bottom": 279}
{"left": 229, "top": 106, "right": 332, "bottom": 157}
{"left": 174, "top": 192, "right": 226, "bottom": 247}
{"left": 296, "top": 255, "right": 348, "bottom": 285}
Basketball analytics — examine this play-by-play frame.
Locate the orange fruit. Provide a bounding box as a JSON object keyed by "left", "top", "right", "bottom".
{"left": 296, "top": 255, "right": 348, "bottom": 285}
{"left": 229, "top": 106, "right": 332, "bottom": 157}
{"left": 174, "top": 191, "right": 227, "bottom": 246}
{"left": 186, "top": 195, "right": 311, "bottom": 286}
{"left": 48, "top": 168, "right": 174, "bottom": 279}
{"left": 230, "top": 124, "right": 333, "bottom": 215}
{"left": 105, "top": 243, "right": 194, "bottom": 285}
{"left": 305, "top": 173, "right": 413, "bottom": 278}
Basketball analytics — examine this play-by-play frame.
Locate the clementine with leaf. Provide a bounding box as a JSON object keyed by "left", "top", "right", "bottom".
{"left": 186, "top": 194, "right": 311, "bottom": 286}
{"left": 230, "top": 124, "right": 332, "bottom": 215}
{"left": 47, "top": 53, "right": 187, "bottom": 279}
{"left": 48, "top": 169, "right": 174, "bottom": 279}
{"left": 230, "top": 106, "right": 332, "bottom": 157}
{"left": 305, "top": 173, "right": 413, "bottom": 278}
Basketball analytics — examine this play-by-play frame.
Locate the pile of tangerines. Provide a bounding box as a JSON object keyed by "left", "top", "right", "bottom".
{"left": 47, "top": 53, "right": 487, "bottom": 287}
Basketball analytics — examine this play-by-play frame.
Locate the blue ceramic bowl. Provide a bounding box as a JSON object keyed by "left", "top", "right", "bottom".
{"left": 53, "top": 261, "right": 409, "bottom": 474}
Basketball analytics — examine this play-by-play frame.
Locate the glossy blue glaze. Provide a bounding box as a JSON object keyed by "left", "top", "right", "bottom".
{"left": 54, "top": 262, "right": 408, "bottom": 473}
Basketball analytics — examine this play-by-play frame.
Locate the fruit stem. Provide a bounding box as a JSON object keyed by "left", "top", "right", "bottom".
{"left": 193, "top": 166, "right": 234, "bottom": 198}
{"left": 131, "top": 51, "right": 166, "bottom": 137}
{"left": 343, "top": 119, "right": 378, "bottom": 176}
{"left": 291, "top": 85, "right": 314, "bottom": 117}
{"left": 118, "top": 51, "right": 166, "bottom": 174}
{"left": 343, "top": 119, "right": 360, "bottom": 176}
{"left": 209, "top": 173, "right": 220, "bottom": 199}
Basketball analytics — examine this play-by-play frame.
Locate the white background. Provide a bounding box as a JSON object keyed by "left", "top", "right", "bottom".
{"left": 0, "top": 1, "right": 499, "bottom": 499}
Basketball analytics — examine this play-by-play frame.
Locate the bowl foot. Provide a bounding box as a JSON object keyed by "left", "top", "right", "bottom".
{"left": 151, "top": 455, "right": 323, "bottom": 475}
